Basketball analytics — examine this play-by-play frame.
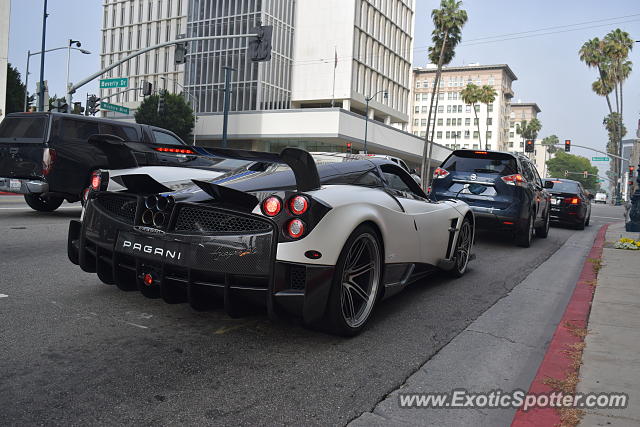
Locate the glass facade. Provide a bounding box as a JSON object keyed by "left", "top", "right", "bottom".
{"left": 185, "top": 0, "right": 295, "bottom": 113}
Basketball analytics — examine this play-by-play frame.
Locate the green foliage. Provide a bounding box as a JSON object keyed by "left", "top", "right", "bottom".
{"left": 546, "top": 152, "right": 600, "bottom": 191}
{"left": 460, "top": 83, "right": 482, "bottom": 145}
{"left": 5, "top": 63, "right": 26, "bottom": 114}
{"left": 541, "top": 134, "right": 559, "bottom": 154}
{"left": 515, "top": 118, "right": 542, "bottom": 141}
{"left": 134, "top": 91, "right": 194, "bottom": 142}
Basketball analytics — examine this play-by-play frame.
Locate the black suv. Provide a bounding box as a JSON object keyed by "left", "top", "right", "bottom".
{"left": 430, "top": 150, "right": 552, "bottom": 247}
{"left": 0, "top": 113, "right": 220, "bottom": 212}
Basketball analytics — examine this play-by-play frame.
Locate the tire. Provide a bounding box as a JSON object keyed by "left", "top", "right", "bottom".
{"left": 576, "top": 216, "right": 586, "bottom": 230}
{"left": 449, "top": 217, "right": 473, "bottom": 278}
{"left": 536, "top": 210, "right": 550, "bottom": 238}
{"left": 516, "top": 213, "right": 534, "bottom": 248}
{"left": 323, "top": 225, "right": 383, "bottom": 337}
{"left": 24, "top": 193, "right": 64, "bottom": 212}
{"left": 585, "top": 213, "right": 591, "bottom": 227}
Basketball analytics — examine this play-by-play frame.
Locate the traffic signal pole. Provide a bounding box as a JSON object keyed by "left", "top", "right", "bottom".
{"left": 553, "top": 143, "right": 627, "bottom": 161}
{"left": 66, "top": 33, "right": 259, "bottom": 106}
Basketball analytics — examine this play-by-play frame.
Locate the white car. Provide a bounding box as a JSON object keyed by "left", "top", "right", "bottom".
{"left": 68, "top": 149, "right": 475, "bottom": 336}
{"left": 594, "top": 192, "right": 607, "bottom": 204}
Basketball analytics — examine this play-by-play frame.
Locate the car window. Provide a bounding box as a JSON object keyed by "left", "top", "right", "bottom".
{"left": 100, "top": 123, "right": 139, "bottom": 141}
{"left": 442, "top": 151, "right": 518, "bottom": 176}
{"left": 380, "top": 164, "right": 426, "bottom": 199}
{"left": 531, "top": 164, "right": 543, "bottom": 187}
{"left": 0, "top": 116, "right": 47, "bottom": 141}
{"left": 544, "top": 180, "right": 580, "bottom": 193}
{"left": 399, "top": 160, "right": 410, "bottom": 172}
{"left": 153, "top": 130, "right": 184, "bottom": 146}
{"left": 62, "top": 119, "right": 100, "bottom": 140}
{"left": 521, "top": 161, "right": 535, "bottom": 183}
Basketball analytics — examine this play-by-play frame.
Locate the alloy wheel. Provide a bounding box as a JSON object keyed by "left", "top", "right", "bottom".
{"left": 340, "top": 234, "right": 381, "bottom": 329}
{"left": 454, "top": 220, "right": 472, "bottom": 274}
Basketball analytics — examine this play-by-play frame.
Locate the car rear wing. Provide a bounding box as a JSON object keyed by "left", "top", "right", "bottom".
{"left": 193, "top": 147, "right": 321, "bottom": 192}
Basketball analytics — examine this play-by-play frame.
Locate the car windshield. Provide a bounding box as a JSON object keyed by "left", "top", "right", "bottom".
{"left": 442, "top": 151, "right": 518, "bottom": 176}
{"left": 545, "top": 180, "right": 580, "bottom": 193}
{"left": 0, "top": 116, "right": 47, "bottom": 141}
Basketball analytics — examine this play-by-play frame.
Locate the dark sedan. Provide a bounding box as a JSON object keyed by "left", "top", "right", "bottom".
{"left": 543, "top": 178, "right": 592, "bottom": 229}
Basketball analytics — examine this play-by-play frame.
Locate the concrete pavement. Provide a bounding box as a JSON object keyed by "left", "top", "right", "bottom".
{"left": 578, "top": 222, "right": 640, "bottom": 426}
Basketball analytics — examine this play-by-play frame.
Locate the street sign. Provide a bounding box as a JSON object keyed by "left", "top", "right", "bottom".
{"left": 101, "top": 102, "right": 130, "bottom": 115}
{"left": 99, "top": 77, "right": 129, "bottom": 89}
{"left": 592, "top": 156, "right": 609, "bottom": 161}
{"left": 598, "top": 179, "right": 605, "bottom": 182}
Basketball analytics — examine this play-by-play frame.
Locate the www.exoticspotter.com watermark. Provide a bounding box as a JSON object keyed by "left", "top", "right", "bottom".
{"left": 398, "top": 390, "right": 628, "bottom": 411}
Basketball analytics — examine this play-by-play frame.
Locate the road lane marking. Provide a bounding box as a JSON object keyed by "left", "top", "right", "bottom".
{"left": 592, "top": 216, "right": 624, "bottom": 220}
{"left": 126, "top": 322, "right": 149, "bottom": 329}
{"left": 0, "top": 294, "right": 8, "bottom": 298}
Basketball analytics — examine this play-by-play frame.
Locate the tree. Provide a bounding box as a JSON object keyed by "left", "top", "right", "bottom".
{"left": 541, "top": 134, "right": 559, "bottom": 154}
{"left": 5, "top": 63, "right": 26, "bottom": 114}
{"left": 515, "top": 118, "right": 542, "bottom": 146}
{"left": 460, "top": 83, "right": 482, "bottom": 147}
{"left": 479, "top": 84, "right": 497, "bottom": 150}
{"left": 421, "top": 0, "right": 468, "bottom": 190}
{"left": 546, "top": 152, "right": 600, "bottom": 191}
{"left": 579, "top": 37, "right": 613, "bottom": 114}
{"left": 134, "top": 91, "right": 195, "bottom": 142}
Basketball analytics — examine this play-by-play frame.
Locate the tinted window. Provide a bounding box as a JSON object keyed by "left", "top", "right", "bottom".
{"left": 100, "top": 123, "right": 139, "bottom": 141}
{"left": 153, "top": 130, "right": 184, "bottom": 146}
{"left": 521, "top": 161, "right": 535, "bottom": 182}
{"left": 545, "top": 180, "right": 580, "bottom": 193}
{"left": 442, "top": 151, "right": 518, "bottom": 176}
{"left": 0, "top": 116, "right": 47, "bottom": 141}
{"left": 62, "top": 119, "right": 99, "bottom": 140}
{"left": 380, "top": 164, "right": 425, "bottom": 198}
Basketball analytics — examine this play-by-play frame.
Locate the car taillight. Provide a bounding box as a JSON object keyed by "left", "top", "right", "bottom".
{"left": 565, "top": 197, "right": 580, "bottom": 205}
{"left": 286, "top": 219, "right": 305, "bottom": 238}
{"left": 262, "top": 196, "right": 282, "bottom": 217}
{"left": 288, "top": 195, "right": 308, "bottom": 215}
{"left": 42, "top": 148, "right": 56, "bottom": 176}
{"left": 433, "top": 167, "right": 449, "bottom": 179}
{"left": 91, "top": 171, "right": 102, "bottom": 191}
{"left": 154, "top": 147, "right": 196, "bottom": 154}
{"left": 501, "top": 174, "right": 526, "bottom": 186}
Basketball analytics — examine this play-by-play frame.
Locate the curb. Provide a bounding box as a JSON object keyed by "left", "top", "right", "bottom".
{"left": 0, "top": 192, "right": 18, "bottom": 195}
{"left": 511, "top": 223, "right": 609, "bottom": 426}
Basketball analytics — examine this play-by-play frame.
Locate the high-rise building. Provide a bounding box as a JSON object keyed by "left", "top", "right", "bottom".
{"left": 508, "top": 102, "right": 541, "bottom": 151}
{"left": 410, "top": 64, "right": 517, "bottom": 151}
{"left": 100, "top": 0, "right": 188, "bottom": 109}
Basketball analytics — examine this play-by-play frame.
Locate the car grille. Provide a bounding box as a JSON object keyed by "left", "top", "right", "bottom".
{"left": 174, "top": 205, "right": 272, "bottom": 234}
{"left": 94, "top": 194, "right": 137, "bottom": 224}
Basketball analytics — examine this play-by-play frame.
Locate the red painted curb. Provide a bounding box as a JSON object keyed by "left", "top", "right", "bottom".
{"left": 511, "top": 223, "right": 609, "bottom": 426}
{"left": 0, "top": 192, "right": 18, "bottom": 195}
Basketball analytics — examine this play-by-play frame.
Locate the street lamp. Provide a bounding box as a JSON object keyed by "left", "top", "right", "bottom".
{"left": 160, "top": 76, "right": 199, "bottom": 146}
{"left": 24, "top": 45, "right": 91, "bottom": 111}
{"left": 363, "top": 89, "right": 388, "bottom": 154}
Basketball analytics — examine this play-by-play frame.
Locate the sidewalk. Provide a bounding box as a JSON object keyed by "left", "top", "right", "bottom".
{"left": 578, "top": 222, "right": 640, "bottom": 426}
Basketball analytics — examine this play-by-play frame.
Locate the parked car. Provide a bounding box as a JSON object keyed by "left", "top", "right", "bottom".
{"left": 594, "top": 192, "right": 608, "bottom": 204}
{"left": 542, "top": 178, "right": 592, "bottom": 229}
{"left": 0, "top": 112, "right": 228, "bottom": 212}
{"left": 429, "top": 149, "right": 552, "bottom": 247}
{"left": 68, "top": 149, "right": 475, "bottom": 336}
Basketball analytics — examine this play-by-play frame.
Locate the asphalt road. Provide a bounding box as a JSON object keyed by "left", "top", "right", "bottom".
{"left": 0, "top": 195, "right": 624, "bottom": 426}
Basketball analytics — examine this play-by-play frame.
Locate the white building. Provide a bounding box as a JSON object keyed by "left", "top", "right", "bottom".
{"left": 0, "top": 0, "right": 11, "bottom": 121}
{"left": 100, "top": 0, "right": 188, "bottom": 109}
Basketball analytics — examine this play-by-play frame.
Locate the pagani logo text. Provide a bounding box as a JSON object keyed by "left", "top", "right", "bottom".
{"left": 122, "top": 240, "right": 182, "bottom": 260}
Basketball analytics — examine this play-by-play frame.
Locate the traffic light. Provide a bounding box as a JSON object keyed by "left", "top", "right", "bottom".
{"left": 174, "top": 42, "right": 188, "bottom": 64}
{"left": 346, "top": 142, "right": 352, "bottom": 154}
{"left": 525, "top": 139, "right": 534, "bottom": 153}
{"left": 565, "top": 139, "right": 571, "bottom": 152}
{"left": 157, "top": 90, "right": 166, "bottom": 115}
{"left": 49, "top": 99, "right": 68, "bottom": 113}
{"left": 72, "top": 102, "right": 84, "bottom": 115}
{"left": 86, "top": 95, "right": 100, "bottom": 116}
{"left": 248, "top": 25, "right": 273, "bottom": 62}
{"left": 142, "top": 81, "right": 153, "bottom": 96}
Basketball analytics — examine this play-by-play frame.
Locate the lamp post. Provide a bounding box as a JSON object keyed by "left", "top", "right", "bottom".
{"left": 37, "top": 0, "right": 48, "bottom": 112}
{"left": 65, "top": 39, "right": 84, "bottom": 108}
{"left": 363, "top": 89, "right": 388, "bottom": 154}
{"left": 160, "top": 76, "right": 199, "bottom": 145}
{"left": 24, "top": 46, "right": 91, "bottom": 111}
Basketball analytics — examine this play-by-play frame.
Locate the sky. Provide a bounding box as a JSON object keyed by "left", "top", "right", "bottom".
{"left": 6, "top": 0, "right": 640, "bottom": 175}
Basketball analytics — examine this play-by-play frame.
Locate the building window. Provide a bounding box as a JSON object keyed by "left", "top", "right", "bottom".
{"left": 438, "top": 92, "right": 444, "bottom": 100}
{"left": 473, "top": 144, "right": 479, "bottom": 149}
{"left": 437, "top": 105, "right": 444, "bottom": 113}
{"left": 465, "top": 118, "right": 471, "bottom": 126}
{"left": 474, "top": 118, "right": 479, "bottom": 125}
{"left": 457, "top": 118, "right": 462, "bottom": 126}
{"left": 466, "top": 105, "right": 471, "bottom": 113}
{"left": 486, "top": 131, "right": 493, "bottom": 139}
{"left": 437, "top": 131, "right": 442, "bottom": 139}
{"left": 422, "top": 93, "right": 428, "bottom": 101}
{"left": 474, "top": 105, "right": 480, "bottom": 112}
{"left": 446, "top": 131, "right": 451, "bottom": 139}
{"left": 437, "top": 118, "right": 443, "bottom": 126}
{"left": 421, "top": 119, "right": 427, "bottom": 126}
{"left": 421, "top": 106, "right": 428, "bottom": 113}
{"left": 414, "top": 106, "right": 419, "bottom": 113}
{"left": 473, "top": 131, "right": 479, "bottom": 139}
{"left": 415, "top": 80, "right": 420, "bottom": 88}
{"left": 487, "top": 118, "right": 493, "bottom": 125}
{"left": 509, "top": 141, "right": 514, "bottom": 147}
{"left": 415, "top": 94, "right": 420, "bottom": 101}
{"left": 509, "top": 132, "right": 514, "bottom": 138}
{"left": 414, "top": 119, "right": 419, "bottom": 126}
{"left": 510, "top": 121, "right": 515, "bottom": 128}
{"left": 446, "top": 118, "right": 451, "bottom": 126}
{"left": 464, "top": 130, "right": 470, "bottom": 139}
{"left": 487, "top": 104, "right": 494, "bottom": 112}
{"left": 446, "top": 105, "right": 452, "bottom": 113}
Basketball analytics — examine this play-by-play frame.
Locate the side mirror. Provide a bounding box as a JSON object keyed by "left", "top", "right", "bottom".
{"left": 587, "top": 193, "right": 595, "bottom": 200}
{"left": 543, "top": 181, "right": 554, "bottom": 189}
{"left": 410, "top": 168, "right": 419, "bottom": 176}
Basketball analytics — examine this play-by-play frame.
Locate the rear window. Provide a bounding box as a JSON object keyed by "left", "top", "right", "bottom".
{"left": 545, "top": 180, "right": 580, "bottom": 193}
{"left": 152, "top": 130, "right": 184, "bottom": 146}
{"left": 62, "top": 119, "right": 100, "bottom": 140}
{"left": 0, "top": 116, "right": 47, "bottom": 141}
{"left": 100, "top": 123, "right": 139, "bottom": 141}
{"left": 442, "top": 151, "right": 518, "bottom": 176}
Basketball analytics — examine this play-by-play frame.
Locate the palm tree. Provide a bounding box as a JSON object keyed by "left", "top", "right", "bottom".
{"left": 421, "top": 0, "right": 468, "bottom": 190}
{"left": 479, "top": 84, "right": 497, "bottom": 150}
{"left": 460, "top": 83, "right": 482, "bottom": 147}
{"left": 515, "top": 118, "right": 542, "bottom": 153}
{"left": 579, "top": 37, "right": 613, "bottom": 114}
{"left": 541, "top": 134, "right": 559, "bottom": 177}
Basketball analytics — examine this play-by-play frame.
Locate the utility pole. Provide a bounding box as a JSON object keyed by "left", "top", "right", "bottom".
{"left": 222, "top": 66, "right": 235, "bottom": 148}
{"left": 37, "top": 0, "right": 48, "bottom": 112}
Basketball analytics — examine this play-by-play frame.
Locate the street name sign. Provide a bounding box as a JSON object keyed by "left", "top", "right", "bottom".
{"left": 101, "top": 102, "right": 130, "bottom": 115}
{"left": 99, "top": 77, "right": 129, "bottom": 89}
{"left": 592, "top": 157, "right": 609, "bottom": 161}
